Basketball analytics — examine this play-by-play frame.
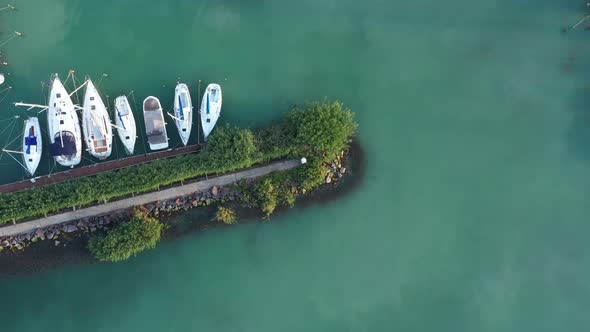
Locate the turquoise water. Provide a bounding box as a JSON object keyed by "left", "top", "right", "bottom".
{"left": 2, "top": 0, "right": 590, "bottom": 330}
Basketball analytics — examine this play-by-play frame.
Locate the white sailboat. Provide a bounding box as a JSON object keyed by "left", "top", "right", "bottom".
{"left": 143, "top": 96, "right": 168, "bottom": 150}
{"left": 47, "top": 74, "right": 82, "bottom": 167}
{"left": 82, "top": 79, "right": 112, "bottom": 160}
{"left": 200, "top": 83, "right": 222, "bottom": 141}
{"left": 172, "top": 83, "right": 193, "bottom": 146}
{"left": 22, "top": 117, "right": 42, "bottom": 176}
{"left": 114, "top": 95, "right": 137, "bottom": 155}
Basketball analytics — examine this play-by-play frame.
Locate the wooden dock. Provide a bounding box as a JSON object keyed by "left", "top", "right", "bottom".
{"left": 0, "top": 144, "right": 203, "bottom": 194}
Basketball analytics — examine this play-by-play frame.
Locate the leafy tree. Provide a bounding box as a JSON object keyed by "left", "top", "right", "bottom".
{"left": 213, "top": 206, "right": 237, "bottom": 224}
{"left": 88, "top": 213, "right": 164, "bottom": 262}
{"left": 255, "top": 124, "right": 293, "bottom": 161}
{"left": 286, "top": 100, "right": 357, "bottom": 160}
{"left": 256, "top": 178, "right": 278, "bottom": 217}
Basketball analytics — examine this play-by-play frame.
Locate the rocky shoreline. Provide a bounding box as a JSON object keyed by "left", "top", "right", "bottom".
{"left": 0, "top": 151, "right": 350, "bottom": 254}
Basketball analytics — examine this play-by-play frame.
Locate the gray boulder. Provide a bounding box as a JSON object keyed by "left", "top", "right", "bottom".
{"left": 65, "top": 225, "right": 78, "bottom": 233}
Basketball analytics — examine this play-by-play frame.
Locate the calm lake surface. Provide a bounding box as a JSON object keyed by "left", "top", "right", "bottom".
{"left": 2, "top": 0, "right": 590, "bottom": 330}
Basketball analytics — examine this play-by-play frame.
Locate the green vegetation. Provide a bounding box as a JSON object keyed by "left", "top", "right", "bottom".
{"left": 287, "top": 100, "right": 357, "bottom": 160}
{"left": 88, "top": 212, "right": 164, "bottom": 262}
{"left": 0, "top": 100, "right": 357, "bottom": 224}
{"left": 213, "top": 206, "right": 237, "bottom": 224}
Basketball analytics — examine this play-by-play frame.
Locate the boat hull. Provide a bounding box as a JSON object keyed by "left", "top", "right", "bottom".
{"left": 114, "top": 95, "right": 137, "bottom": 155}
{"left": 82, "top": 79, "right": 112, "bottom": 160}
{"left": 143, "top": 96, "right": 169, "bottom": 150}
{"left": 22, "top": 117, "right": 42, "bottom": 176}
{"left": 47, "top": 74, "right": 82, "bottom": 167}
{"left": 200, "top": 83, "right": 222, "bottom": 141}
{"left": 173, "top": 83, "right": 193, "bottom": 146}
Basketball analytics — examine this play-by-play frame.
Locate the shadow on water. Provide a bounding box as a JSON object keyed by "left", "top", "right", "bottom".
{"left": 567, "top": 72, "right": 590, "bottom": 161}
{"left": 0, "top": 140, "right": 367, "bottom": 279}
{"left": 564, "top": 36, "right": 590, "bottom": 162}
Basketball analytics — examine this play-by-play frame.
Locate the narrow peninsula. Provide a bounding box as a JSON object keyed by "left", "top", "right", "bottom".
{"left": 0, "top": 100, "right": 359, "bottom": 263}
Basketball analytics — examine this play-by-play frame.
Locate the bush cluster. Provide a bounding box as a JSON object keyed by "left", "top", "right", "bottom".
{"left": 213, "top": 206, "right": 237, "bottom": 224}
{"left": 88, "top": 212, "right": 164, "bottom": 262}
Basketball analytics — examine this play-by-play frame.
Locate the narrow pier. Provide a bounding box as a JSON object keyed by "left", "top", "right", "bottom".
{"left": 0, "top": 159, "right": 303, "bottom": 237}
{"left": 0, "top": 144, "right": 203, "bottom": 194}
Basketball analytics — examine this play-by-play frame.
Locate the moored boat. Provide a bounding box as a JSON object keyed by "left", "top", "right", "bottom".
{"left": 82, "top": 79, "right": 112, "bottom": 160}
{"left": 200, "top": 83, "right": 222, "bottom": 141}
{"left": 173, "top": 83, "right": 193, "bottom": 146}
{"left": 47, "top": 74, "right": 82, "bottom": 167}
{"left": 143, "top": 96, "right": 168, "bottom": 150}
{"left": 114, "top": 95, "right": 137, "bottom": 155}
{"left": 22, "top": 117, "right": 42, "bottom": 176}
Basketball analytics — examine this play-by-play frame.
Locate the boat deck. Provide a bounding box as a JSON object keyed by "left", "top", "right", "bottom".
{"left": 93, "top": 139, "right": 108, "bottom": 152}
{"left": 0, "top": 144, "right": 203, "bottom": 194}
{"left": 144, "top": 99, "right": 167, "bottom": 145}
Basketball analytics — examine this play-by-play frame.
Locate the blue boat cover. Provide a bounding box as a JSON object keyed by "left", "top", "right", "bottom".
{"left": 178, "top": 95, "right": 184, "bottom": 120}
{"left": 117, "top": 111, "right": 127, "bottom": 130}
{"left": 49, "top": 132, "right": 77, "bottom": 157}
{"left": 206, "top": 93, "right": 210, "bottom": 114}
{"left": 25, "top": 136, "right": 37, "bottom": 154}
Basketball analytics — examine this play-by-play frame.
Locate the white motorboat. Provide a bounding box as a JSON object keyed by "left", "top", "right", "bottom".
{"left": 82, "top": 79, "right": 112, "bottom": 160}
{"left": 47, "top": 74, "right": 82, "bottom": 167}
{"left": 200, "top": 83, "right": 222, "bottom": 141}
{"left": 143, "top": 96, "right": 168, "bottom": 150}
{"left": 172, "top": 83, "right": 193, "bottom": 145}
{"left": 114, "top": 95, "right": 137, "bottom": 155}
{"left": 22, "top": 117, "right": 42, "bottom": 176}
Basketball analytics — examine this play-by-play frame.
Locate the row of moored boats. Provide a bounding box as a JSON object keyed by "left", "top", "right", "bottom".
{"left": 13, "top": 74, "right": 222, "bottom": 176}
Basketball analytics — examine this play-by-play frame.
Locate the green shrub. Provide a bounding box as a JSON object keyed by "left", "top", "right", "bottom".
{"left": 286, "top": 100, "right": 357, "bottom": 160}
{"left": 88, "top": 213, "right": 164, "bottom": 262}
{"left": 214, "top": 206, "right": 237, "bottom": 224}
{"left": 256, "top": 178, "right": 278, "bottom": 217}
{"left": 204, "top": 125, "right": 259, "bottom": 168}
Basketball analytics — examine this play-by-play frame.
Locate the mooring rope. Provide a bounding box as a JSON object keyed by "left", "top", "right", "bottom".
{"left": 564, "top": 15, "right": 590, "bottom": 32}
{"left": 47, "top": 160, "right": 56, "bottom": 176}
{"left": 1, "top": 117, "right": 18, "bottom": 146}
{"left": 0, "top": 86, "right": 12, "bottom": 105}
{"left": 82, "top": 155, "right": 98, "bottom": 165}
{"left": 97, "top": 73, "right": 108, "bottom": 90}
{"left": 3, "top": 128, "right": 22, "bottom": 148}
{"left": 40, "top": 81, "right": 48, "bottom": 105}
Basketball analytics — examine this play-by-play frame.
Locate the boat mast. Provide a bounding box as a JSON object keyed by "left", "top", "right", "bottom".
{"left": 14, "top": 102, "right": 49, "bottom": 112}
{"left": 68, "top": 80, "right": 88, "bottom": 97}
{"left": 59, "top": 128, "right": 64, "bottom": 148}
{"left": 2, "top": 149, "right": 24, "bottom": 154}
{"left": 110, "top": 123, "right": 126, "bottom": 131}
{"left": 167, "top": 112, "right": 182, "bottom": 122}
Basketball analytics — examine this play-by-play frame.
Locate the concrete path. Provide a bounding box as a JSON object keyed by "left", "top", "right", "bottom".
{"left": 0, "top": 159, "right": 302, "bottom": 237}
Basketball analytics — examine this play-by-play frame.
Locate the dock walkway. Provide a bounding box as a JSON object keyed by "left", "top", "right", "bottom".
{"left": 0, "top": 145, "right": 202, "bottom": 193}
{"left": 0, "top": 159, "right": 302, "bottom": 237}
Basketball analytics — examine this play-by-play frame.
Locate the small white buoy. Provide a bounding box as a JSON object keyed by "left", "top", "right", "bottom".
{"left": 0, "top": 73, "right": 5, "bottom": 85}
{"left": 301, "top": 157, "right": 307, "bottom": 164}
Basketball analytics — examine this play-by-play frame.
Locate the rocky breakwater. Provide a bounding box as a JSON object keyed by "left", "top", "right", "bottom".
{"left": 0, "top": 212, "right": 130, "bottom": 252}
{"left": 144, "top": 185, "right": 240, "bottom": 216}
{"left": 324, "top": 150, "right": 348, "bottom": 185}
{"left": 0, "top": 186, "right": 240, "bottom": 252}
